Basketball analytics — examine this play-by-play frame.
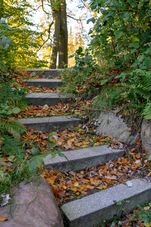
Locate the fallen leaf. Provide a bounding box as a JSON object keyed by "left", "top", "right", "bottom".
{"left": 0, "top": 215, "right": 8, "bottom": 222}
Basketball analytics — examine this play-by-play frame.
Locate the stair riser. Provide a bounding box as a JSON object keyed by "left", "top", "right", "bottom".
{"left": 26, "top": 97, "right": 69, "bottom": 106}
{"left": 25, "top": 81, "right": 63, "bottom": 88}
{"left": 22, "top": 120, "right": 80, "bottom": 132}
{"left": 61, "top": 179, "right": 151, "bottom": 227}
{"left": 45, "top": 150, "right": 124, "bottom": 172}
{"left": 27, "top": 69, "right": 62, "bottom": 78}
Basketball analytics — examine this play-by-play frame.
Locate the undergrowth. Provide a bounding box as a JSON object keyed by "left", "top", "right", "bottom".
{"left": 0, "top": 5, "right": 45, "bottom": 196}
{"left": 0, "top": 72, "right": 36, "bottom": 195}
{"left": 61, "top": 0, "right": 151, "bottom": 120}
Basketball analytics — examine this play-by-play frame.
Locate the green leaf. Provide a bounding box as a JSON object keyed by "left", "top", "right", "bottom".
{"left": 31, "top": 147, "right": 40, "bottom": 156}
{"left": 51, "top": 150, "right": 68, "bottom": 159}
{"left": 136, "top": 210, "right": 151, "bottom": 224}
{"left": 11, "top": 107, "right": 21, "bottom": 114}
{"left": 28, "top": 155, "right": 44, "bottom": 171}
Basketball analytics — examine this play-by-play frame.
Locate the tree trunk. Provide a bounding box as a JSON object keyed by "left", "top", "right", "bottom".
{"left": 50, "top": 10, "right": 61, "bottom": 69}
{"left": 50, "top": 0, "right": 68, "bottom": 69}
{"left": 59, "top": 0, "right": 68, "bottom": 68}
{"left": 0, "top": 0, "right": 4, "bottom": 19}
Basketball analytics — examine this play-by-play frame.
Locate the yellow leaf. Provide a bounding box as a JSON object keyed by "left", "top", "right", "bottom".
{"left": 145, "top": 223, "right": 151, "bottom": 227}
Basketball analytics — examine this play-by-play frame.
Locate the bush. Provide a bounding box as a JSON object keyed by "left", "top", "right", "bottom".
{"left": 61, "top": 47, "right": 101, "bottom": 97}
{"left": 62, "top": 0, "right": 151, "bottom": 120}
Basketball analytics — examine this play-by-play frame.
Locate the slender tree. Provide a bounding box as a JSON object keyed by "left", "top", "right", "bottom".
{"left": 50, "top": 0, "right": 68, "bottom": 68}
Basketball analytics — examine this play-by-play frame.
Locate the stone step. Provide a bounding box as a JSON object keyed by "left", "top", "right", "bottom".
{"left": 19, "top": 116, "right": 81, "bottom": 132}
{"left": 24, "top": 79, "right": 63, "bottom": 88}
{"left": 61, "top": 178, "right": 151, "bottom": 227}
{"left": 44, "top": 146, "right": 124, "bottom": 172}
{"left": 26, "top": 93, "right": 70, "bottom": 106}
{"left": 27, "top": 69, "right": 62, "bottom": 78}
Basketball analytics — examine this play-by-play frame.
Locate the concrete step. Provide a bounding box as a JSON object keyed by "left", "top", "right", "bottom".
{"left": 19, "top": 116, "right": 81, "bottom": 132}
{"left": 24, "top": 79, "right": 63, "bottom": 88}
{"left": 44, "top": 146, "right": 124, "bottom": 172}
{"left": 61, "top": 178, "right": 151, "bottom": 227}
{"left": 27, "top": 69, "right": 62, "bottom": 78}
{"left": 26, "top": 93, "right": 70, "bottom": 106}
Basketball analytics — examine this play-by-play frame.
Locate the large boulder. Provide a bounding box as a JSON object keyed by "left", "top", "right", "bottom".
{"left": 0, "top": 178, "right": 64, "bottom": 227}
{"left": 141, "top": 119, "right": 151, "bottom": 155}
{"left": 96, "top": 112, "right": 137, "bottom": 144}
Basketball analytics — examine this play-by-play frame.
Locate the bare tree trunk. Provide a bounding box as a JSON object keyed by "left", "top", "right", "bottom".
{"left": 50, "top": 0, "right": 68, "bottom": 69}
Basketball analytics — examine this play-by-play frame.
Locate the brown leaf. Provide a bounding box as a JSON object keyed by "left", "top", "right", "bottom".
{"left": 0, "top": 215, "right": 8, "bottom": 222}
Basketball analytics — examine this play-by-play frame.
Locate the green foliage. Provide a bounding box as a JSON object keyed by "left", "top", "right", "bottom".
{"left": 61, "top": 47, "right": 101, "bottom": 97}
{"left": 0, "top": 72, "right": 27, "bottom": 158}
{"left": 63, "top": 0, "right": 151, "bottom": 120}
{"left": 117, "top": 69, "right": 151, "bottom": 111}
{"left": 143, "top": 103, "right": 151, "bottom": 120}
{"left": 0, "top": 0, "right": 47, "bottom": 70}
{"left": 89, "top": 0, "right": 151, "bottom": 70}
{"left": 89, "top": 0, "right": 151, "bottom": 117}
{"left": 0, "top": 162, "right": 36, "bottom": 195}
{"left": 0, "top": 0, "right": 47, "bottom": 196}
{"left": 93, "top": 85, "right": 124, "bottom": 111}
{"left": 136, "top": 209, "right": 151, "bottom": 224}
{"left": 0, "top": 71, "right": 37, "bottom": 196}
{"left": 0, "top": 77, "right": 39, "bottom": 194}
{"left": 51, "top": 0, "right": 62, "bottom": 11}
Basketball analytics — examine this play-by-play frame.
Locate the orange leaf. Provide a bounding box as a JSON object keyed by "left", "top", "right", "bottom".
{"left": 0, "top": 215, "right": 8, "bottom": 222}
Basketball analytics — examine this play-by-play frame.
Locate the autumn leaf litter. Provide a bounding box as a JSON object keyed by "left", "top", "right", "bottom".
{"left": 13, "top": 71, "right": 151, "bottom": 209}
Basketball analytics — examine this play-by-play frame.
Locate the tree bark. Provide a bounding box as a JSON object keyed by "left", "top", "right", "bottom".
{"left": 0, "top": 0, "right": 4, "bottom": 19}
{"left": 50, "top": 0, "right": 68, "bottom": 69}
{"left": 50, "top": 9, "right": 61, "bottom": 69}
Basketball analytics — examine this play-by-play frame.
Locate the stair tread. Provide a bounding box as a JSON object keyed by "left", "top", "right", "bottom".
{"left": 61, "top": 178, "right": 151, "bottom": 226}
{"left": 27, "top": 69, "right": 62, "bottom": 77}
{"left": 19, "top": 116, "right": 80, "bottom": 124}
{"left": 25, "top": 79, "right": 62, "bottom": 82}
{"left": 44, "top": 146, "right": 124, "bottom": 171}
{"left": 26, "top": 93, "right": 69, "bottom": 98}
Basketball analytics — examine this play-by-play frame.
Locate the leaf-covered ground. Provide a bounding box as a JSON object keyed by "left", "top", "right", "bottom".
{"left": 26, "top": 86, "right": 57, "bottom": 93}
{"left": 16, "top": 100, "right": 92, "bottom": 119}
{"left": 106, "top": 203, "right": 151, "bottom": 226}
{"left": 43, "top": 146, "right": 150, "bottom": 205}
{"left": 22, "top": 125, "right": 116, "bottom": 153}
{"left": 10, "top": 70, "right": 151, "bottom": 226}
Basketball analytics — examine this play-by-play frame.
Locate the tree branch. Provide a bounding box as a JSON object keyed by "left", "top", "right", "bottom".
{"left": 67, "top": 14, "right": 84, "bottom": 21}
{"left": 38, "top": 21, "right": 54, "bottom": 51}
{"left": 41, "top": 0, "right": 50, "bottom": 15}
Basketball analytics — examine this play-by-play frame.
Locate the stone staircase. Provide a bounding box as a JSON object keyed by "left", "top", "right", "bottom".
{"left": 21, "top": 69, "right": 151, "bottom": 227}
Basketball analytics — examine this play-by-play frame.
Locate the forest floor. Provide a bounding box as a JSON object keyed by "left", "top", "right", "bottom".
{"left": 1, "top": 71, "right": 150, "bottom": 226}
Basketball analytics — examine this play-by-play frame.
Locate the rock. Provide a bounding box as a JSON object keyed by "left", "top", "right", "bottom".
{"left": 96, "top": 112, "right": 136, "bottom": 144}
{"left": 141, "top": 119, "right": 151, "bottom": 155}
{"left": 0, "top": 178, "right": 64, "bottom": 227}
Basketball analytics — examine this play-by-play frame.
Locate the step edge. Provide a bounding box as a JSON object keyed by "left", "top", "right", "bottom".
{"left": 18, "top": 116, "right": 81, "bottom": 124}
{"left": 44, "top": 146, "right": 124, "bottom": 166}
{"left": 24, "top": 79, "right": 63, "bottom": 82}
{"left": 61, "top": 178, "right": 151, "bottom": 221}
